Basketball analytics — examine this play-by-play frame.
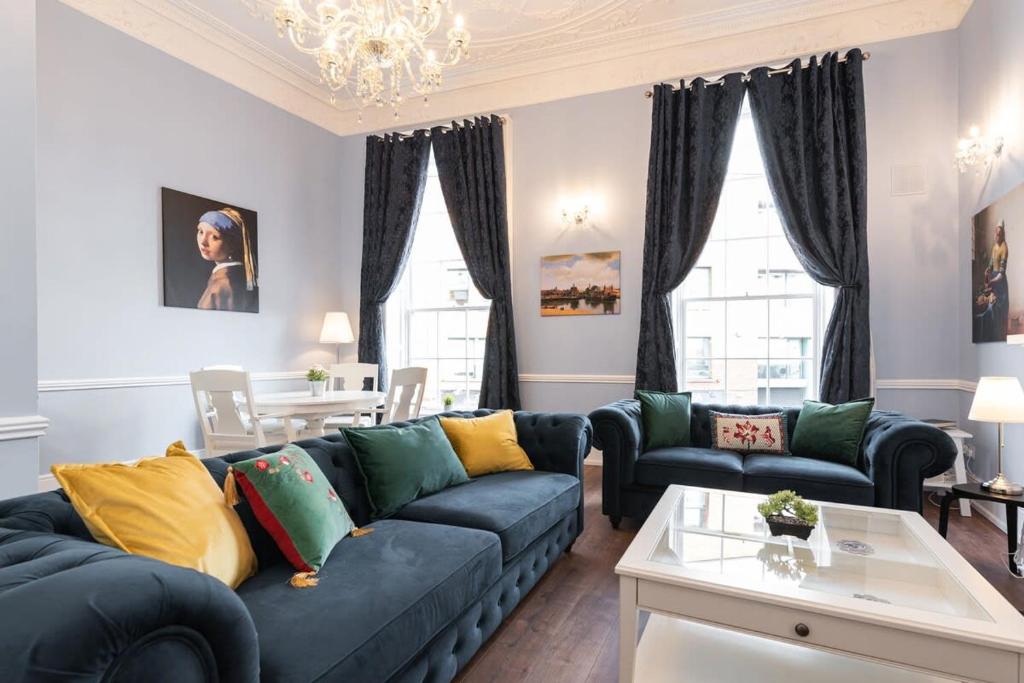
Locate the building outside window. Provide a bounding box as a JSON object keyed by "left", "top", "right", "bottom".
{"left": 674, "top": 98, "right": 833, "bottom": 406}
{"left": 386, "top": 152, "right": 490, "bottom": 409}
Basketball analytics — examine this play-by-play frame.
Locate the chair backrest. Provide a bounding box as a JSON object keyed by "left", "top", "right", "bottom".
{"left": 189, "top": 368, "right": 263, "bottom": 454}
{"left": 380, "top": 366, "right": 428, "bottom": 424}
{"left": 328, "top": 362, "right": 379, "bottom": 392}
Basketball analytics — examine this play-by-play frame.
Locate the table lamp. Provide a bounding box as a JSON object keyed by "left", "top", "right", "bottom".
{"left": 319, "top": 312, "right": 354, "bottom": 363}
{"left": 968, "top": 376, "right": 1024, "bottom": 495}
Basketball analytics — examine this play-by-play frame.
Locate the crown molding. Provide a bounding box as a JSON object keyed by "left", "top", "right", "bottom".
{"left": 58, "top": 0, "right": 970, "bottom": 137}
{"left": 0, "top": 415, "right": 51, "bottom": 442}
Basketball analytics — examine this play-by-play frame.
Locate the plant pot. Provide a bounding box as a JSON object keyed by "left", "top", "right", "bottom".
{"left": 766, "top": 515, "right": 814, "bottom": 540}
{"left": 309, "top": 380, "right": 327, "bottom": 397}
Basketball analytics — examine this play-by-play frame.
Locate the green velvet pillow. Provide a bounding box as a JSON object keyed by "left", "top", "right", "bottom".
{"left": 790, "top": 398, "right": 876, "bottom": 467}
{"left": 343, "top": 417, "right": 469, "bottom": 518}
{"left": 635, "top": 390, "right": 692, "bottom": 451}
{"left": 227, "top": 444, "right": 355, "bottom": 574}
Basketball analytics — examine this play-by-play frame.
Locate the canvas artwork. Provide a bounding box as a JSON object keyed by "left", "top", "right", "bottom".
{"left": 540, "top": 251, "right": 621, "bottom": 317}
{"left": 162, "top": 187, "right": 259, "bottom": 313}
{"left": 972, "top": 182, "right": 1024, "bottom": 342}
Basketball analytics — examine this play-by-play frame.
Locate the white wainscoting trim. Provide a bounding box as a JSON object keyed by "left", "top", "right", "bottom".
{"left": 0, "top": 415, "right": 51, "bottom": 441}
{"left": 39, "top": 371, "right": 306, "bottom": 393}
{"left": 519, "top": 374, "right": 635, "bottom": 385}
{"left": 875, "top": 379, "right": 977, "bottom": 393}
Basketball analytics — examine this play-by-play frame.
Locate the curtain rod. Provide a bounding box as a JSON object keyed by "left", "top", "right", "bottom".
{"left": 642, "top": 50, "right": 870, "bottom": 97}
{"left": 382, "top": 114, "right": 509, "bottom": 139}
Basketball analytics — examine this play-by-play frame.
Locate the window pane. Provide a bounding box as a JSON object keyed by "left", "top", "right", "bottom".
{"left": 687, "top": 359, "right": 726, "bottom": 402}
{"left": 467, "top": 310, "right": 489, "bottom": 358}
{"left": 724, "top": 237, "right": 769, "bottom": 297}
{"left": 769, "top": 298, "right": 813, "bottom": 353}
{"left": 725, "top": 300, "right": 768, "bottom": 359}
{"left": 724, "top": 359, "right": 760, "bottom": 405}
{"left": 685, "top": 300, "right": 724, "bottom": 359}
{"left": 408, "top": 311, "right": 439, "bottom": 358}
{"left": 437, "top": 311, "right": 468, "bottom": 358}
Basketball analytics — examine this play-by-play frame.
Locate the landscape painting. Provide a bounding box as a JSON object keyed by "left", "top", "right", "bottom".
{"left": 541, "top": 251, "right": 621, "bottom": 317}
{"left": 972, "top": 182, "right": 1024, "bottom": 342}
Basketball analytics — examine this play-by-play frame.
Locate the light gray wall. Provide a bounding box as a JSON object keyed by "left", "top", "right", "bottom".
{"left": 502, "top": 31, "right": 963, "bottom": 418}
{"left": 956, "top": 0, "right": 1024, "bottom": 529}
{"left": 35, "top": 1, "right": 364, "bottom": 470}
{"left": 0, "top": 0, "right": 40, "bottom": 498}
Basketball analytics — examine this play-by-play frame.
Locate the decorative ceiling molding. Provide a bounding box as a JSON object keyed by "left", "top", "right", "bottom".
{"left": 58, "top": 0, "right": 971, "bottom": 137}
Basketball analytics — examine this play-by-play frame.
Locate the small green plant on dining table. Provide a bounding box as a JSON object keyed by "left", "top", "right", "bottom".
{"left": 306, "top": 365, "right": 328, "bottom": 382}
{"left": 757, "top": 490, "right": 819, "bottom": 526}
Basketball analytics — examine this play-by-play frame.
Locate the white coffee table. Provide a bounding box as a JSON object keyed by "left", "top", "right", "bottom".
{"left": 616, "top": 485, "right": 1024, "bottom": 683}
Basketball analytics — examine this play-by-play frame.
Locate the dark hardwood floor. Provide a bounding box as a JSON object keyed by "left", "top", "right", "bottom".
{"left": 455, "top": 465, "right": 1024, "bottom": 683}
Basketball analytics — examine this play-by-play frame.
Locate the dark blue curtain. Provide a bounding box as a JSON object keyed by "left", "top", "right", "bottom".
{"left": 431, "top": 116, "right": 521, "bottom": 410}
{"left": 635, "top": 76, "right": 746, "bottom": 392}
{"left": 747, "top": 50, "right": 870, "bottom": 403}
{"left": 358, "top": 131, "right": 431, "bottom": 391}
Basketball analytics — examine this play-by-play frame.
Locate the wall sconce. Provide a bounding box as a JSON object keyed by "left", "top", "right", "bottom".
{"left": 561, "top": 203, "right": 590, "bottom": 228}
{"left": 956, "top": 125, "right": 1003, "bottom": 174}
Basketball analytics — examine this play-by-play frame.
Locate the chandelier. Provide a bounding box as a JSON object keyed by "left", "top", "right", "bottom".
{"left": 268, "top": 0, "right": 470, "bottom": 114}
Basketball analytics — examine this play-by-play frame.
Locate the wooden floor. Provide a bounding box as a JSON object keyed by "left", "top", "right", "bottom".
{"left": 455, "top": 465, "right": 1024, "bottom": 683}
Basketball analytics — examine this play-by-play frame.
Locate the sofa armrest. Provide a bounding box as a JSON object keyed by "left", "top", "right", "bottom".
{"left": 0, "top": 529, "right": 259, "bottom": 683}
{"left": 588, "top": 400, "right": 643, "bottom": 520}
{"left": 512, "top": 412, "right": 592, "bottom": 480}
{"left": 861, "top": 411, "right": 957, "bottom": 512}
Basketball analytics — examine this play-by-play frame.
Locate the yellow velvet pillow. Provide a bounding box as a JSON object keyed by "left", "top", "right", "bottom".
{"left": 51, "top": 441, "right": 257, "bottom": 588}
{"left": 439, "top": 411, "right": 534, "bottom": 477}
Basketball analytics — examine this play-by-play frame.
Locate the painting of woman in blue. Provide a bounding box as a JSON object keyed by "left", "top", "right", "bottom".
{"left": 195, "top": 208, "right": 259, "bottom": 312}
{"left": 974, "top": 221, "right": 1009, "bottom": 342}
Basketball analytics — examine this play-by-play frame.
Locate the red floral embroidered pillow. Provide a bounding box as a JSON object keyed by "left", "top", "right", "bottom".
{"left": 709, "top": 411, "right": 788, "bottom": 455}
{"left": 224, "top": 444, "right": 356, "bottom": 578}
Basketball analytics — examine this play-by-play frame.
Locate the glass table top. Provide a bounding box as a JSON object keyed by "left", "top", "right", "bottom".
{"left": 647, "top": 488, "right": 992, "bottom": 622}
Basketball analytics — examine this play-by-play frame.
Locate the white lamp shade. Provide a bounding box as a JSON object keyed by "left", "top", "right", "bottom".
{"left": 319, "top": 312, "right": 354, "bottom": 344}
{"left": 968, "top": 376, "right": 1024, "bottom": 423}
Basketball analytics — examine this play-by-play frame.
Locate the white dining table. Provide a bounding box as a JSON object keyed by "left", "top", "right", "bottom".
{"left": 253, "top": 390, "right": 386, "bottom": 441}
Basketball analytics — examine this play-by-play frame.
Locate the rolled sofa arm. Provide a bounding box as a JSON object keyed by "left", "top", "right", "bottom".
{"left": 588, "top": 399, "right": 643, "bottom": 519}
{"left": 0, "top": 529, "right": 259, "bottom": 683}
{"left": 512, "top": 412, "right": 592, "bottom": 480}
{"left": 860, "top": 411, "right": 957, "bottom": 512}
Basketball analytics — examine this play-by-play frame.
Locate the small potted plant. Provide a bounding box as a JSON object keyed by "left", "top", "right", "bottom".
{"left": 306, "top": 364, "right": 328, "bottom": 397}
{"left": 757, "top": 490, "right": 819, "bottom": 540}
{"left": 442, "top": 393, "right": 455, "bottom": 411}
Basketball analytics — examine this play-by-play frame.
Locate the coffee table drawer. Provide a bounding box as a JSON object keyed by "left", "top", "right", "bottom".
{"left": 638, "top": 581, "right": 1019, "bottom": 683}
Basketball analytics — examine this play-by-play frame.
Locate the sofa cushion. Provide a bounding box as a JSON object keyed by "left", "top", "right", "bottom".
{"left": 393, "top": 471, "right": 579, "bottom": 563}
{"left": 634, "top": 447, "right": 744, "bottom": 490}
{"left": 235, "top": 519, "right": 501, "bottom": 683}
{"left": 742, "top": 454, "right": 874, "bottom": 505}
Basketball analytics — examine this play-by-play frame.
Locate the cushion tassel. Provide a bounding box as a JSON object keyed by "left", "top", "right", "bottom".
{"left": 290, "top": 571, "right": 319, "bottom": 588}
{"left": 223, "top": 468, "right": 240, "bottom": 507}
{"left": 351, "top": 527, "right": 374, "bottom": 537}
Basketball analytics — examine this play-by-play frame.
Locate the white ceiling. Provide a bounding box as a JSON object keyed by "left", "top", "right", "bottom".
{"left": 60, "top": 0, "right": 972, "bottom": 136}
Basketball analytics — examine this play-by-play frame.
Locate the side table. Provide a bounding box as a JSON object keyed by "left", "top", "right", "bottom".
{"left": 939, "top": 483, "right": 1024, "bottom": 576}
{"left": 923, "top": 428, "right": 972, "bottom": 517}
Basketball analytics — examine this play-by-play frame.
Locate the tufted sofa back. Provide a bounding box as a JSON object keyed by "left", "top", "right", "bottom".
{"left": 689, "top": 403, "right": 802, "bottom": 449}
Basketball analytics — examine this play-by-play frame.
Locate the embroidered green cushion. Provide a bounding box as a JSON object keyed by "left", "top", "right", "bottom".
{"left": 635, "top": 390, "right": 692, "bottom": 451}
{"left": 342, "top": 417, "right": 469, "bottom": 518}
{"left": 790, "top": 398, "right": 875, "bottom": 467}
{"left": 228, "top": 444, "right": 355, "bottom": 573}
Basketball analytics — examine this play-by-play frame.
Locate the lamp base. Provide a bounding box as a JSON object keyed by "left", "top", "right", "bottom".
{"left": 983, "top": 473, "right": 1024, "bottom": 496}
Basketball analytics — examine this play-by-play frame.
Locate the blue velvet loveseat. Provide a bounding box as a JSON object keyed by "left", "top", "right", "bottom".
{"left": 0, "top": 410, "right": 591, "bottom": 683}
{"left": 590, "top": 400, "right": 956, "bottom": 528}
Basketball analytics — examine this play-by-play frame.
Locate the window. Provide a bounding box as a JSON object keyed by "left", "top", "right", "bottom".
{"left": 674, "top": 98, "right": 833, "bottom": 406}
{"left": 386, "top": 152, "right": 490, "bottom": 410}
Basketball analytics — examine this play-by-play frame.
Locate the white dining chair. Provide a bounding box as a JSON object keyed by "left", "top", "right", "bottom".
{"left": 323, "top": 362, "right": 380, "bottom": 428}
{"left": 379, "top": 366, "right": 428, "bottom": 424}
{"left": 189, "top": 367, "right": 290, "bottom": 456}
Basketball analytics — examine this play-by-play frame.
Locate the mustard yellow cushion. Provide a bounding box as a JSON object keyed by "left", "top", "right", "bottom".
{"left": 439, "top": 411, "right": 534, "bottom": 477}
{"left": 51, "top": 441, "right": 257, "bottom": 588}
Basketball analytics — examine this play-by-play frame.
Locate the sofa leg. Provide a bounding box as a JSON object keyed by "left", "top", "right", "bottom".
{"left": 609, "top": 515, "right": 622, "bottom": 530}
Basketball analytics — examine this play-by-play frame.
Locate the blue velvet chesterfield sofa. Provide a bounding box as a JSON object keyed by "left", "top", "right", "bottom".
{"left": 0, "top": 410, "right": 591, "bottom": 683}
{"left": 590, "top": 400, "right": 956, "bottom": 528}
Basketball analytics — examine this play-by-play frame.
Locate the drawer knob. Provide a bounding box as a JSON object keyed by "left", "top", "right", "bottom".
{"left": 794, "top": 623, "right": 810, "bottom": 637}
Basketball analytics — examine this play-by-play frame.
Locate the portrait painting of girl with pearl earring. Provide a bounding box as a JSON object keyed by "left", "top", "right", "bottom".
{"left": 161, "top": 187, "right": 259, "bottom": 313}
